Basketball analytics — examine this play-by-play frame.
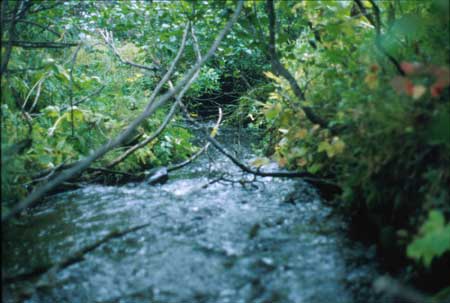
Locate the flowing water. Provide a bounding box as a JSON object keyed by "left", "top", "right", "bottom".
{"left": 2, "top": 128, "right": 386, "bottom": 303}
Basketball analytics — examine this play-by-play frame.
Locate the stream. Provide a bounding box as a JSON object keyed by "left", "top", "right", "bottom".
{"left": 2, "top": 127, "right": 386, "bottom": 303}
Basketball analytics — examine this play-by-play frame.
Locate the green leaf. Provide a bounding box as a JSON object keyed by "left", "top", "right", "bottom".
{"left": 407, "top": 210, "right": 450, "bottom": 267}
{"left": 264, "top": 103, "right": 282, "bottom": 120}
{"left": 307, "top": 163, "right": 322, "bottom": 174}
{"left": 318, "top": 141, "right": 331, "bottom": 153}
{"left": 65, "top": 108, "right": 84, "bottom": 126}
{"left": 42, "top": 106, "right": 60, "bottom": 118}
{"left": 427, "top": 110, "right": 450, "bottom": 147}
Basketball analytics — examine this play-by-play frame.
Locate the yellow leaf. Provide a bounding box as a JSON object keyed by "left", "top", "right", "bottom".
{"left": 250, "top": 157, "right": 270, "bottom": 168}
{"left": 296, "top": 158, "right": 307, "bottom": 167}
{"left": 269, "top": 92, "right": 282, "bottom": 100}
{"left": 294, "top": 128, "right": 308, "bottom": 139}
{"left": 364, "top": 73, "right": 378, "bottom": 90}
{"left": 263, "top": 71, "right": 283, "bottom": 84}
{"left": 210, "top": 127, "right": 218, "bottom": 138}
{"left": 412, "top": 85, "right": 426, "bottom": 100}
{"left": 331, "top": 136, "right": 346, "bottom": 154}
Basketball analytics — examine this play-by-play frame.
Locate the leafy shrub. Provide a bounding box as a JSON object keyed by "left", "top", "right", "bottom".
{"left": 250, "top": 0, "right": 450, "bottom": 278}
{"left": 407, "top": 210, "right": 450, "bottom": 267}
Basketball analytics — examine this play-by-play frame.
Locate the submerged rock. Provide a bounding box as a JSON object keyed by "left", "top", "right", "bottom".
{"left": 146, "top": 166, "right": 169, "bottom": 185}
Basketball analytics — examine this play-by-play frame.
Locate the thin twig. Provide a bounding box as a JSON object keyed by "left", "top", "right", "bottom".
{"left": 60, "top": 84, "right": 106, "bottom": 111}
{"left": 104, "top": 24, "right": 192, "bottom": 168}
{"left": 2, "top": 0, "right": 244, "bottom": 224}
{"left": 13, "top": 19, "right": 60, "bottom": 36}
{"left": 265, "top": 0, "right": 329, "bottom": 130}
{"left": 2, "top": 40, "right": 79, "bottom": 48}
{"left": 3, "top": 214, "right": 163, "bottom": 286}
{"left": 168, "top": 107, "right": 223, "bottom": 172}
{"left": 353, "top": 0, "right": 404, "bottom": 75}
{"left": 69, "top": 44, "right": 83, "bottom": 137}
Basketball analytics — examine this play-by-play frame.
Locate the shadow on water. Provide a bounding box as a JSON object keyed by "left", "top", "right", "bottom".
{"left": 2, "top": 128, "right": 387, "bottom": 303}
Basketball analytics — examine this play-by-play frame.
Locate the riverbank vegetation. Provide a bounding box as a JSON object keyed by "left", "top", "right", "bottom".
{"left": 2, "top": 0, "right": 449, "bottom": 299}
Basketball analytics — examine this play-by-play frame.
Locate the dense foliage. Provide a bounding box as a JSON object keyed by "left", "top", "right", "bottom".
{"left": 237, "top": 0, "right": 450, "bottom": 291}
{"left": 1, "top": 0, "right": 449, "bottom": 296}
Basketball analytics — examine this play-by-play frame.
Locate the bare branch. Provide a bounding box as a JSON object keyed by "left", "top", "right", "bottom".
{"left": 104, "top": 24, "right": 192, "bottom": 168}
{"left": 353, "top": 0, "right": 404, "bottom": 75}
{"left": 99, "top": 29, "right": 160, "bottom": 72}
{"left": 2, "top": 40, "right": 79, "bottom": 49}
{"left": 168, "top": 107, "right": 223, "bottom": 172}
{"left": 2, "top": 214, "right": 163, "bottom": 285}
{"left": 5, "top": 65, "right": 47, "bottom": 73}
{"left": 265, "top": 0, "right": 329, "bottom": 129}
{"left": 13, "top": 19, "right": 61, "bottom": 36}
{"left": 1, "top": 0, "right": 244, "bottom": 224}
{"left": 165, "top": 25, "right": 214, "bottom": 173}
{"left": 69, "top": 44, "right": 83, "bottom": 136}
{"left": 105, "top": 93, "right": 180, "bottom": 169}
{"left": 60, "top": 84, "right": 106, "bottom": 110}
{"left": 177, "top": 93, "right": 332, "bottom": 184}
{"left": 101, "top": 22, "right": 190, "bottom": 112}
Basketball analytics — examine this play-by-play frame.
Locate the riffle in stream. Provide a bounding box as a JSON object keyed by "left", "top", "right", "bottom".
{"left": 2, "top": 128, "right": 385, "bottom": 303}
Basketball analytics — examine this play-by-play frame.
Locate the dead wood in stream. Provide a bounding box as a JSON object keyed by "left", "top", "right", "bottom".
{"left": 2, "top": 213, "right": 164, "bottom": 289}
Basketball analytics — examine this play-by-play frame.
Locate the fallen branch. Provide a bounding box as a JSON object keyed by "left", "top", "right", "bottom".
{"left": 1, "top": 0, "right": 244, "bottom": 223}
{"left": 168, "top": 107, "right": 223, "bottom": 173}
{"left": 104, "top": 23, "right": 205, "bottom": 170}
{"left": 86, "top": 167, "right": 135, "bottom": 177}
{"left": 88, "top": 26, "right": 217, "bottom": 183}
{"left": 177, "top": 95, "right": 337, "bottom": 191}
{"left": 29, "top": 161, "right": 73, "bottom": 182}
{"left": 2, "top": 213, "right": 163, "bottom": 286}
{"left": 98, "top": 24, "right": 190, "bottom": 169}
{"left": 105, "top": 83, "right": 184, "bottom": 169}
{"left": 201, "top": 174, "right": 226, "bottom": 189}
{"left": 87, "top": 107, "right": 222, "bottom": 184}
